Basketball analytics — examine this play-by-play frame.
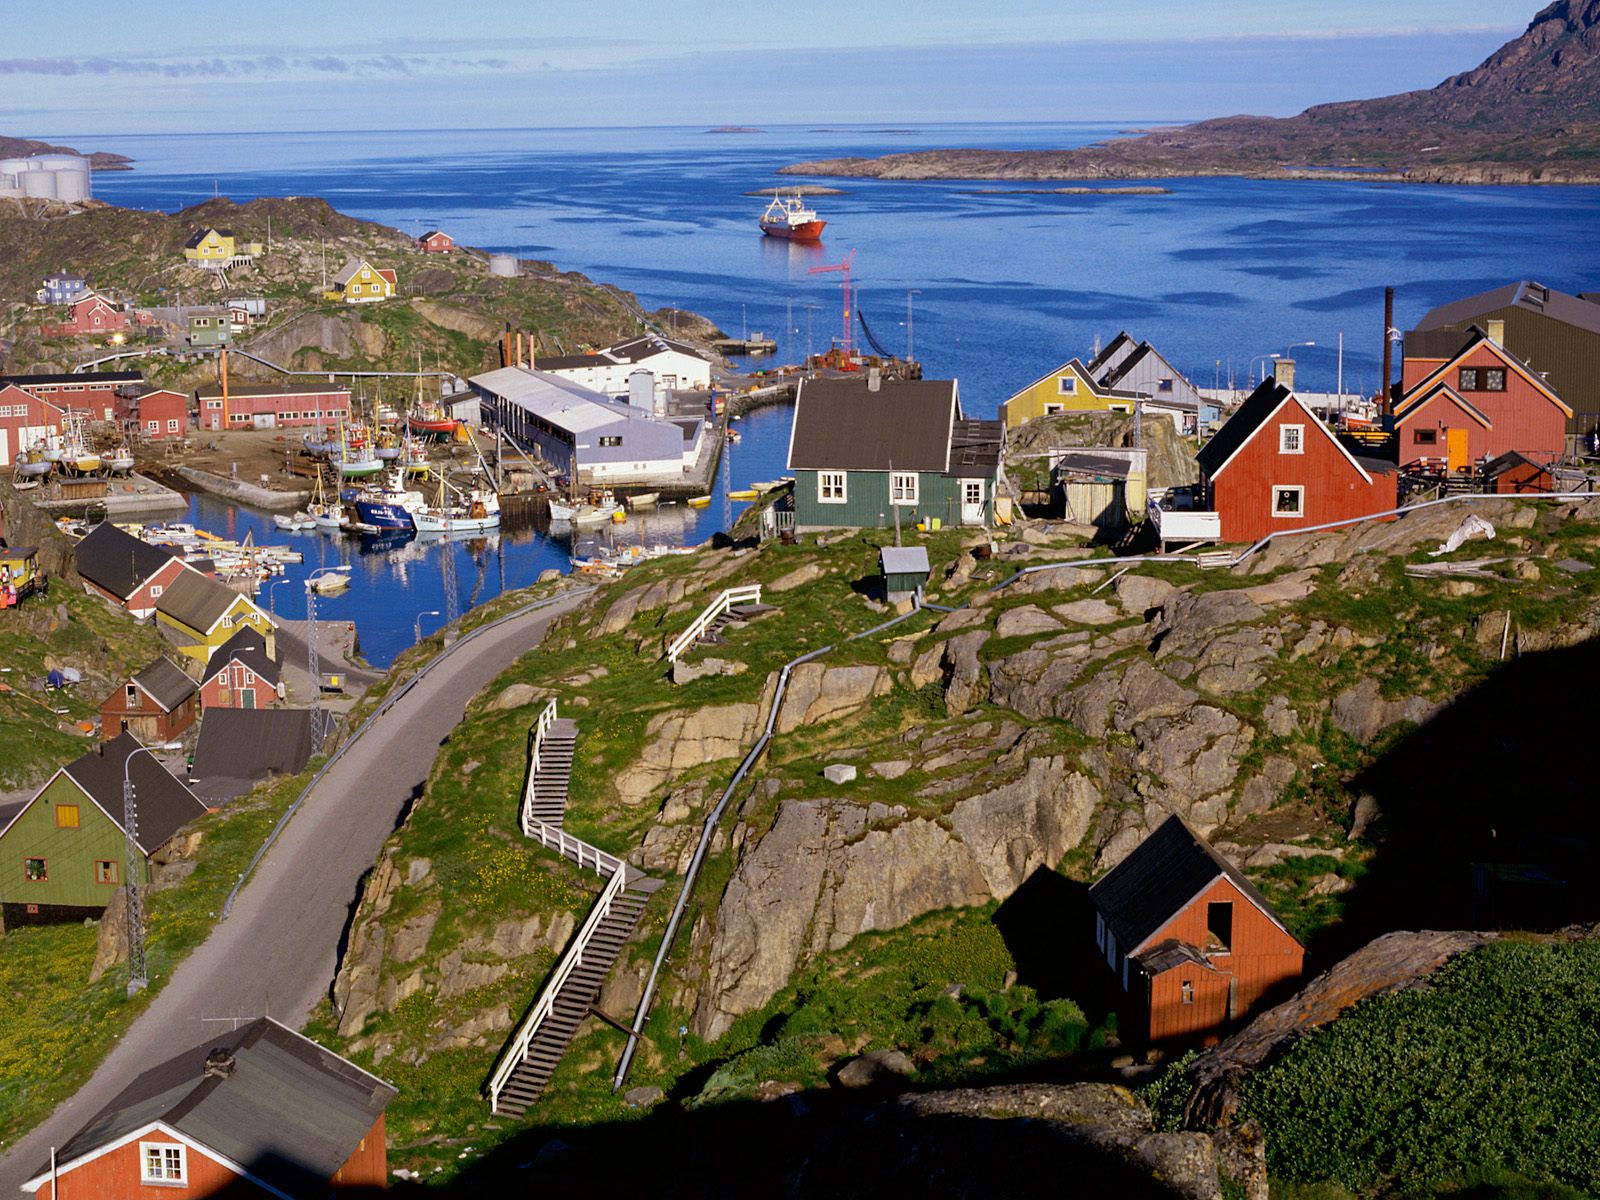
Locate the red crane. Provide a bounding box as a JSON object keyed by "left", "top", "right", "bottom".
{"left": 808, "top": 249, "right": 856, "bottom": 357}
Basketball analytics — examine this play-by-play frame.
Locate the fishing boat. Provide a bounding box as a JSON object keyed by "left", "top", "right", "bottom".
{"left": 547, "top": 499, "right": 577, "bottom": 521}
{"left": 349, "top": 473, "right": 426, "bottom": 532}
{"left": 411, "top": 479, "right": 501, "bottom": 534}
{"left": 305, "top": 475, "right": 342, "bottom": 532}
{"left": 104, "top": 447, "right": 136, "bottom": 475}
{"left": 14, "top": 450, "right": 52, "bottom": 479}
{"left": 626, "top": 492, "right": 659, "bottom": 510}
{"left": 408, "top": 401, "right": 458, "bottom": 437}
{"left": 687, "top": 495, "right": 712, "bottom": 509}
{"left": 759, "top": 194, "right": 827, "bottom": 242}
{"left": 303, "top": 432, "right": 340, "bottom": 456}
{"left": 374, "top": 429, "right": 403, "bottom": 461}
{"left": 572, "top": 503, "right": 621, "bottom": 526}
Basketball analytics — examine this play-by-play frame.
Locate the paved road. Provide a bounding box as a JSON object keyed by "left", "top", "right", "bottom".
{"left": 0, "top": 592, "right": 589, "bottom": 1192}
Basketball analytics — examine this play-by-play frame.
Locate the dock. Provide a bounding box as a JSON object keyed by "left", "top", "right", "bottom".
{"left": 712, "top": 334, "right": 777, "bottom": 356}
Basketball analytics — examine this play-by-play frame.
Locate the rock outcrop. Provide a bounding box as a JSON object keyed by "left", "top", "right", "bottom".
{"left": 615, "top": 701, "right": 766, "bottom": 805}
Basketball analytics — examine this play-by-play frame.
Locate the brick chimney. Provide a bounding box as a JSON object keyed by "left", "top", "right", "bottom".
{"left": 1276, "top": 359, "right": 1296, "bottom": 391}
{"left": 1486, "top": 318, "right": 1506, "bottom": 344}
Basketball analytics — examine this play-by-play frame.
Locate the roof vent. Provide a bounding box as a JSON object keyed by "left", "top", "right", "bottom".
{"left": 203, "top": 1048, "right": 238, "bottom": 1079}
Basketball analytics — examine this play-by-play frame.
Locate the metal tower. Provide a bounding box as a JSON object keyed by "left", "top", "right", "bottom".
{"left": 122, "top": 772, "right": 147, "bottom": 994}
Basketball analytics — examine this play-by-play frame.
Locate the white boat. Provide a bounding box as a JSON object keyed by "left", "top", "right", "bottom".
{"left": 310, "top": 571, "right": 352, "bottom": 594}
{"left": 627, "top": 492, "right": 659, "bottom": 510}
{"left": 310, "top": 506, "right": 344, "bottom": 532}
{"left": 412, "top": 485, "right": 501, "bottom": 534}
{"left": 104, "top": 448, "right": 136, "bottom": 475}
{"left": 14, "top": 453, "right": 52, "bottom": 478}
{"left": 548, "top": 500, "right": 577, "bottom": 521}
{"left": 572, "top": 503, "right": 622, "bottom": 525}
{"left": 273, "top": 512, "right": 316, "bottom": 532}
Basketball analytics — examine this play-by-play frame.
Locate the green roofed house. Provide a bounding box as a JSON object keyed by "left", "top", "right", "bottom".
{"left": 0, "top": 732, "right": 209, "bottom": 928}
{"left": 785, "top": 375, "right": 1002, "bottom": 532}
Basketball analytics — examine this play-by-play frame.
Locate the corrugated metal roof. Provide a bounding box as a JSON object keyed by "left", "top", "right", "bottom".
{"left": 471, "top": 366, "right": 665, "bottom": 436}
{"left": 1416, "top": 280, "right": 1600, "bottom": 338}
{"left": 880, "top": 546, "right": 930, "bottom": 575}
{"left": 155, "top": 568, "right": 249, "bottom": 634}
{"left": 59, "top": 732, "right": 209, "bottom": 855}
{"left": 788, "top": 377, "right": 959, "bottom": 473}
{"left": 132, "top": 657, "right": 197, "bottom": 711}
{"left": 191, "top": 709, "right": 313, "bottom": 783}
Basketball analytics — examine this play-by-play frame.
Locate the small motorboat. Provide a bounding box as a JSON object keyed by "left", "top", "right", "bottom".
{"left": 627, "top": 492, "right": 659, "bottom": 510}
{"left": 548, "top": 500, "right": 577, "bottom": 521}
{"left": 572, "top": 503, "right": 621, "bottom": 526}
{"left": 687, "top": 495, "right": 712, "bottom": 509}
{"left": 273, "top": 512, "right": 316, "bottom": 532}
{"left": 728, "top": 489, "right": 758, "bottom": 502}
{"left": 311, "top": 507, "right": 344, "bottom": 532}
{"left": 310, "top": 570, "right": 352, "bottom": 594}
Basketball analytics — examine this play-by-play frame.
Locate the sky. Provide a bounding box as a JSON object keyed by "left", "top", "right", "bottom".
{"left": 0, "top": 0, "right": 1536, "bottom": 135}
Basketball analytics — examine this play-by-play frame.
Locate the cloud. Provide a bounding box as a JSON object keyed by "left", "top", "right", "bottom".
{"left": 0, "top": 53, "right": 514, "bottom": 78}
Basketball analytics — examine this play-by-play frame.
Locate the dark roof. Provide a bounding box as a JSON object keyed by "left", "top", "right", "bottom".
{"left": 1089, "top": 814, "right": 1297, "bottom": 955}
{"left": 1483, "top": 450, "right": 1552, "bottom": 478}
{"left": 38, "top": 1017, "right": 394, "bottom": 1195}
{"left": 419, "top": 229, "right": 451, "bottom": 240}
{"left": 1054, "top": 449, "right": 1140, "bottom": 480}
{"left": 0, "top": 545, "right": 37, "bottom": 561}
{"left": 608, "top": 334, "right": 709, "bottom": 363}
{"left": 1099, "top": 342, "right": 1155, "bottom": 390}
{"left": 0, "top": 371, "right": 142, "bottom": 386}
{"left": 948, "top": 419, "right": 1002, "bottom": 474}
{"left": 59, "top": 732, "right": 210, "bottom": 854}
{"left": 201, "top": 627, "right": 280, "bottom": 688}
{"left": 183, "top": 227, "right": 236, "bottom": 248}
{"left": 1194, "top": 379, "right": 1291, "bottom": 477}
{"left": 787, "top": 377, "right": 960, "bottom": 473}
{"left": 155, "top": 569, "right": 252, "bottom": 634}
{"left": 1416, "top": 280, "right": 1600, "bottom": 339}
{"left": 1403, "top": 328, "right": 1473, "bottom": 361}
{"left": 194, "top": 383, "right": 349, "bottom": 399}
{"left": 74, "top": 523, "right": 180, "bottom": 600}
{"left": 534, "top": 351, "right": 609, "bottom": 371}
{"left": 131, "top": 657, "right": 198, "bottom": 711}
{"left": 1355, "top": 455, "right": 1398, "bottom": 478}
{"left": 1086, "top": 331, "right": 1137, "bottom": 377}
{"left": 192, "top": 709, "right": 314, "bottom": 788}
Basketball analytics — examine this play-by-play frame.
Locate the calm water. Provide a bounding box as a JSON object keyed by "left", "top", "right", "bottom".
{"left": 80, "top": 122, "right": 1600, "bottom": 659}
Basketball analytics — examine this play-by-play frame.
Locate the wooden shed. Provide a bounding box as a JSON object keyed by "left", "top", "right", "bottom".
{"left": 1089, "top": 815, "right": 1304, "bottom": 1043}
{"left": 99, "top": 657, "right": 198, "bottom": 743}
{"left": 879, "top": 545, "right": 930, "bottom": 603}
{"left": 1052, "top": 448, "right": 1147, "bottom": 530}
{"left": 1482, "top": 450, "right": 1555, "bottom": 494}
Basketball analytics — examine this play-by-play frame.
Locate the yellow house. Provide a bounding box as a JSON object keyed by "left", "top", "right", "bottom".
{"left": 325, "top": 257, "right": 397, "bottom": 304}
{"left": 999, "top": 358, "right": 1144, "bottom": 429}
{"left": 153, "top": 568, "right": 276, "bottom": 664}
{"left": 183, "top": 228, "right": 264, "bottom": 269}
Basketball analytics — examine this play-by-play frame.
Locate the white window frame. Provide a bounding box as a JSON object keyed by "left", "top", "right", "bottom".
{"left": 890, "top": 472, "right": 919, "bottom": 506}
{"left": 1058, "top": 376, "right": 1077, "bottom": 395}
{"left": 1271, "top": 484, "right": 1306, "bottom": 518}
{"left": 962, "top": 480, "right": 984, "bottom": 506}
{"left": 140, "top": 1140, "right": 187, "bottom": 1185}
{"left": 1043, "top": 402, "right": 1064, "bottom": 415}
{"left": 1279, "top": 424, "right": 1304, "bottom": 454}
{"left": 817, "top": 471, "right": 847, "bottom": 504}
{"left": 166, "top": 419, "right": 180, "bottom": 432}
{"left": 147, "top": 419, "right": 159, "bottom": 432}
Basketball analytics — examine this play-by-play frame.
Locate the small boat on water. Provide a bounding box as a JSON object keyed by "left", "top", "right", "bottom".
{"left": 759, "top": 194, "right": 827, "bottom": 242}
{"left": 727, "top": 428, "right": 741, "bottom": 445}
{"left": 348, "top": 474, "right": 426, "bottom": 532}
{"left": 572, "top": 503, "right": 621, "bottom": 526}
{"left": 728, "top": 489, "right": 758, "bottom": 501}
{"left": 412, "top": 480, "right": 501, "bottom": 535}
{"left": 627, "top": 492, "right": 659, "bottom": 510}
{"left": 547, "top": 500, "right": 577, "bottom": 521}
{"left": 273, "top": 512, "right": 316, "bottom": 532}
{"left": 310, "top": 569, "right": 352, "bottom": 594}
{"left": 687, "top": 495, "right": 712, "bottom": 509}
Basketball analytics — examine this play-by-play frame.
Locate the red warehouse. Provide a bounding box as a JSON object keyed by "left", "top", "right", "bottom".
{"left": 21, "top": 1017, "right": 396, "bottom": 1200}
{"left": 0, "top": 371, "right": 143, "bottom": 422}
{"left": 1393, "top": 326, "right": 1569, "bottom": 475}
{"left": 42, "top": 293, "right": 129, "bottom": 339}
{"left": 199, "top": 627, "right": 282, "bottom": 710}
{"left": 1197, "top": 379, "right": 1397, "bottom": 544}
{"left": 418, "top": 229, "right": 455, "bottom": 253}
{"left": 72, "top": 523, "right": 188, "bottom": 620}
{"left": 1090, "top": 815, "right": 1305, "bottom": 1043}
{"left": 118, "top": 389, "right": 190, "bottom": 440}
{"left": 0, "top": 383, "right": 64, "bottom": 468}
{"left": 193, "top": 383, "right": 351, "bottom": 431}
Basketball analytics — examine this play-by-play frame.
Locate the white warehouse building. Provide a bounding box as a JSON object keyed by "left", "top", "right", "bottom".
{"left": 535, "top": 335, "right": 712, "bottom": 398}
{"left": 0, "top": 155, "right": 92, "bottom": 202}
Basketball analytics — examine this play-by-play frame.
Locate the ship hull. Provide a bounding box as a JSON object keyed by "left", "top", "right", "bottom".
{"left": 760, "top": 218, "right": 826, "bottom": 242}
{"left": 353, "top": 500, "right": 416, "bottom": 531}
{"left": 408, "top": 417, "right": 458, "bottom": 436}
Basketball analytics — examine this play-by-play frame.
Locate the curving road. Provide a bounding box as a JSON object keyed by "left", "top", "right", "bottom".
{"left": 0, "top": 590, "right": 590, "bottom": 1193}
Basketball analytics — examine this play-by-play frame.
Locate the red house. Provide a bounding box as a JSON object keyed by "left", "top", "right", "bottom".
{"left": 118, "top": 388, "right": 190, "bottom": 440}
{"left": 99, "top": 657, "right": 198, "bottom": 743}
{"left": 199, "top": 626, "right": 282, "bottom": 710}
{"left": 73, "top": 522, "right": 188, "bottom": 620}
{"left": 1090, "top": 815, "right": 1305, "bottom": 1043}
{"left": 42, "top": 292, "right": 129, "bottom": 339}
{"left": 193, "top": 383, "right": 351, "bottom": 431}
{"left": 418, "top": 229, "right": 455, "bottom": 253}
{"left": 0, "top": 371, "right": 143, "bottom": 422}
{"left": 0, "top": 383, "right": 64, "bottom": 468}
{"left": 1393, "top": 327, "right": 1570, "bottom": 475}
{"left": 21, "top": 1017, "right": 396, "bottom": 1199}
{"left": 1197, "top": 379, "right": 1398, "bottom": 544}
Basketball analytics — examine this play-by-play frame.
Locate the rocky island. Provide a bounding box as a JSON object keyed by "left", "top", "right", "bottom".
{"left": 782, "top": 0, "right": 1600, "bottom": 186}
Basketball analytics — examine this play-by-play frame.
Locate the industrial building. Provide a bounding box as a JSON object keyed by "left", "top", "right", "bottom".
{"left": 470, "top": 366, "right": 705, "bottom": 483}
{"left": 0, "top": 154, "right": 92, "bottom": 202}
{"left": 534, "top": 335, "right": 713, "bottom": 397}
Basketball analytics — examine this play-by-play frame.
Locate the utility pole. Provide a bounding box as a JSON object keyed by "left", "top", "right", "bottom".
{"left": 906, "top": 289, "right": 921, "bottom": 363}
{"left": 321, "top": 239, "right": 327, "bottom": 292}
{"left": 122, "top": 769, "right": 147, "bottom": 994}
{"left": 306, "top": 584, "right": 323, "bottom": 754}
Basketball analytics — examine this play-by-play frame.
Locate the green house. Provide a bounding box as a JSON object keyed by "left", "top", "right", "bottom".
{"left": 0, "top": 732, "right": 209, "bottom": 928}
{"left": 185, "top": 307, "right": 232, "bottom": 348}
{"left": 786, "top": 376, "right": 1002, "bottom": 532}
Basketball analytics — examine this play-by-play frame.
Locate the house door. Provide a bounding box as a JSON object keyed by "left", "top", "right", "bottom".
{"left": 1447, "top": 428, "right": 1469, "bottom": 474}
{"left": 960, "top": 479, "right": 985, "bottom": 524}
{"left": 241, "top": 688, "right": 256, "bottom": 710}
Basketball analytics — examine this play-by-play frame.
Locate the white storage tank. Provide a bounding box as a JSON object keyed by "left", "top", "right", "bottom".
{"left": 32, "top": 154, "right": 83, "bottom": 171}
{"left": 627, "top": 369, "right": 656, "bottom": 412}
{"left": 487, "top": 253, "right": 518, "bottom": 278}
{"left": 54, "top": 163, "right": 91, "bottom": 202}
{"left": 22, "top": 169, "right": 58, "bottom": 199}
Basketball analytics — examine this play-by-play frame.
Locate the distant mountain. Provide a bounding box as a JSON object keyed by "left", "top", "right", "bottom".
{"left": 0, "top": 134, "right": 132, "bottom": 171}
{"left": 783, "top": 1, "right": 1600, "bottom": 185}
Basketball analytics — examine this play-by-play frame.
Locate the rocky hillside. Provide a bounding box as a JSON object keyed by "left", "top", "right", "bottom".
{"left": 782, "top": 1, "right": 1600, "bottom": 184}
{"left": 302, "top": 489, "right": 1600, "bottom": 1191}
{"left": 0, "top": 195, "right": 717, "bottom": 392}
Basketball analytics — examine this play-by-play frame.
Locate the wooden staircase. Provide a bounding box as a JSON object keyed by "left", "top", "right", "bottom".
{"left": 690, "top": 603, "right": 773, "bottom": 650}
{"left": 664, "top": 584, "right": 764, "bottom": 662}
{"left": 526, "top": 716, "right": 577, "bottom": 828}
{"left": 490, "top": 868, "right": 663, "bottom": 1116}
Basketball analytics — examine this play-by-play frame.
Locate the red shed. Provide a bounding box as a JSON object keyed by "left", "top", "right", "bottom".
{"left": 121, "top": 389, "right": 190, "bottom": 440}
{"left": 1483, "top": 450, "right": 1555, "bottom": 494}
{"left": 1197, "top": 379, "right": 1397, "bottom": 544}
{"left": 1090, "top": 815, "right": 1305, "bottom": 1043}
{"left": 99, "top": 657, "right": 197, "bottom": 743}
{"left": 418, "top": 229, "right": 455, "bottom": 253}
{"left": 199, "top": 626, "right": 282, "bottom": 710}
{"left": 0, "top": 383, "right": 64, "bottom": 468}
{"left": 1393, "top": 329, "right": 1569, "bottom": 474}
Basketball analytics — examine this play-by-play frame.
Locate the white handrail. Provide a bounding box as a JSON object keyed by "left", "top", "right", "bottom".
{"left": 525, "top": 816, "right": 626, "bottom": 879}
{"left": 520, "top": 698, "right": 559, "bottom": 835}
{"left": 488, "top": 863, "right": 630, "bottom": 1113}
{"left": 665, "top": 584, "right": 763, "bottom": 662}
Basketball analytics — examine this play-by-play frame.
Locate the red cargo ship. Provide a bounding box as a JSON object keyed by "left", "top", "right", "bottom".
{"left": 759, "top": 195, "right": 826, "bottom": 241}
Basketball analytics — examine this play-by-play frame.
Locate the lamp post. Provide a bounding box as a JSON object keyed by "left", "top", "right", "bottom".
{"left": 303, "top": 567, "right": 348, "bottom": 755}
{"left": 904, "top": 289, "right": 922, "bottom": 363}
{"left": 267, "top": 576, "right": 294, "bottom": 617}
{"left": 122, "top": 741, "right": 182, "bottom": 996}
{"left": 414, "top": 609, "right": 441, "bottom": 645}
{"left": 1250, "top": 353, "right": 1280, "bottom": 387}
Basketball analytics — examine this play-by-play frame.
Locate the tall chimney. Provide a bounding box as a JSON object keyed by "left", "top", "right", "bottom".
{"left": 1381, "top": 286, "right": 1395, "bottom": 411}
{"left": 1486, "top": 318, "right": 1506, "bottom": 344}
{"left": 1276, "top": 359, "right": 1296, "bottom": 392}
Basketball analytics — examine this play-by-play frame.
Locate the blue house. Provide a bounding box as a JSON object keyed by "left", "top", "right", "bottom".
{"left": 1089, "top": 332, "right": 1219, "bottom": 434}
{"left": 37, "top": 272, "right": 89, "bottom": 306}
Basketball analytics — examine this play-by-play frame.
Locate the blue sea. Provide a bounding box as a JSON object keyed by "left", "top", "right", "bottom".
{"left": 77, "top": 122, "right": 1600, "bottom": 663}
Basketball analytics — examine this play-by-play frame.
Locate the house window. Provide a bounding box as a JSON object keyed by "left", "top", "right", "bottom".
{"left": 141, "top": 1142, "right": 186, "bottom": 1185}
{"left": 55, "top": 804, "right": 80, "bottom": 829}
{"left": 221, "top": 616, "right": 233, "bottom": 629}
{"left": 126, "top": 684, "right": 139, "bottom": 706}
{"left": 24, "top": 857, "right": 47, "bottom": 882}
{"left": 95, "top": 859, "right": 119, "bottom": 885}
{"left": 1273, "top": 485, "right": 1305, "bottom": 517}
{"left": 150, "top": 585, "right": 164, "bottom": 599}
{"left": 167, "top": 419, "right": 180, "bottom": 432}
{"left": 818, "top": 472, "right": 847, "bottom": 504}
{"left": 1108, "top": 403, "right": 1132, "bottom": 414}
{"left": 1043, "top": 403, "right": 1064, "bottom": 415}
{"left": 147, "top": 420, "right": 159, "bottom": 433}
{"left": 890, "top": 473, "right": 919, "bottom": 505}
{"left": 963, "top": 480, "right": 984, "bottom": 507}
{"left": 1459, "top": 367, "right": 1481, "bottom": 391}
{"left": 1158, "top": 378, "right": 1174, "bottom": 393}
{"left": 207, "top": 400, "right": 223, "bottom": 410}
{"left": 1058, "top": 377, "right": 1077, "bottom": 395}
{"left": 1181, "top": 979, "right": 1195, "bottom": 1005}
{"left": 1414, "top": 428, "right": 1438, "bottom": 445}
{"left": 599, "top": 436, "right": 622, "bottom": 447}
{"left": 1279, "top": 424, "right": 1304, "bottom": 454}
{"left": 1484, "top": 368, "right": 1506, "bottom": 392}
{"left": 1207, "top": 901, "right": 1234, "bottom": 952}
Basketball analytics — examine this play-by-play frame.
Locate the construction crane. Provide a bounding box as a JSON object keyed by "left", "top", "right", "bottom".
{"left": 808, "top": 249, "right": 856, "bottom": 356}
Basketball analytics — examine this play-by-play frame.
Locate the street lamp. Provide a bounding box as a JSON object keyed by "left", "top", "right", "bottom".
{"left": 267, "top": 576, "right": 295, "bottom": 617}
{"left": 904, "top": 289, "right": 922, "bottom": 363}
{"left": 1285, "top": 340, "right": 1316, "bottom": 361}
{"left": 415, "top": 609, "right": 441, "bottom": 644}
{"left": 122, "top": 741, "right": 183, "bottom": 996}
{"left": 1250, "top": 353, "right": 1280, "bottom": 387}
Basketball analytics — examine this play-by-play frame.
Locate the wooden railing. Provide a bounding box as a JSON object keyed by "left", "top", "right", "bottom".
{"left": 519, "top": 698, "right": 559, "bottom": 836}
{"left": 525, "top": 816, "right": 626, "bottom": 878}
{"left": 487, "top": 863, "right": 630, "bottom": 1114}
{"left": 664, "top": 584, "right": 762, "bottom": 663}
